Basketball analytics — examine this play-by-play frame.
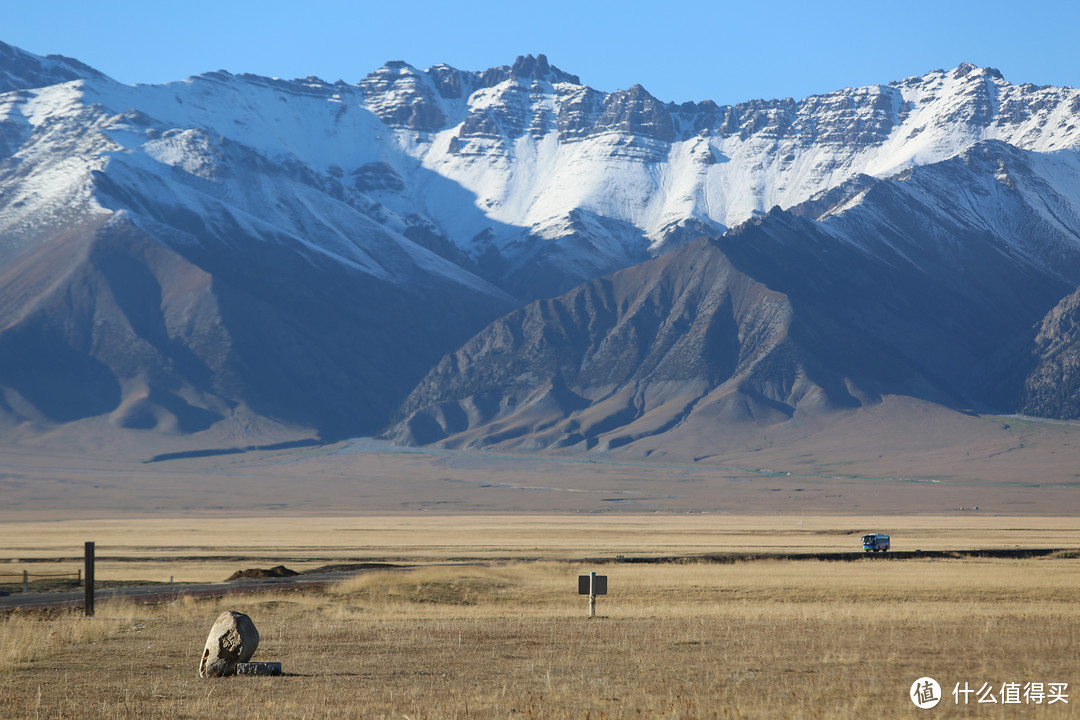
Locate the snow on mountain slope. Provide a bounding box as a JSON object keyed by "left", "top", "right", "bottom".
{"left": 0, "top": 40, "right": 108, "bottom": 95}
{"left": 0, "top": 68, "right": 511, "bottom": 295}
{"left": 395, "top": 61, "right": 1080, "bottom": 275}
{"left": 9, "top": 50, "right": 1078, "bottom": 303}
{"left": 814, "top": 142, "right": 1080, "bottom": 280}
{"left": 0, "top": 49, "right": 521, "bottom": 438}
{"left": 3, "top": 42, "right": 1080, "bottom": 441}
{"left": 389, "top": 140, "right": 1080, "bottom": 452}
{"left": 372, "top": 60, "right": 1080, "bottom": 297}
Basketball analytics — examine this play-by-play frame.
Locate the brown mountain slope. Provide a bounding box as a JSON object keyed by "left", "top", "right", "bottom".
{"left": 389, "top": 235, "right": 899, "bottom": 452}
{"left": 0, "top": 212, "right": 513, "bottom": 439}
{"left": 389, "top": 142, "right": 1080, "bottom": 455}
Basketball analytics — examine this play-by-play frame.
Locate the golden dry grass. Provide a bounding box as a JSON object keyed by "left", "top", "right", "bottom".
{"left": 3, "top": 556, "right": 1079, "bottom": 718}
{"left": 4, "top": 514, "right": 1080, "bottom": 585}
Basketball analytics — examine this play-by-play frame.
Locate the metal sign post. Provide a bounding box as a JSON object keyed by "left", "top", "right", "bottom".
{"left": 577, "top": 571, "right": 608, "bottom": 617}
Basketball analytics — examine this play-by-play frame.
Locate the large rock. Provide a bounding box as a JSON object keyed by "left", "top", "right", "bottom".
{"left": 199, "top": 611, "right": 260, "bottom": 678}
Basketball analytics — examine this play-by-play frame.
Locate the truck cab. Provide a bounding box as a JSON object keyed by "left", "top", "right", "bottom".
{"left": 862, "top": 533, "right": 890, "bottom": 552}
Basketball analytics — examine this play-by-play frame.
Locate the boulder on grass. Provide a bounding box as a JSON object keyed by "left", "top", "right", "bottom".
{"left": 199, "top": 610, "right": 259, "bottom": 678}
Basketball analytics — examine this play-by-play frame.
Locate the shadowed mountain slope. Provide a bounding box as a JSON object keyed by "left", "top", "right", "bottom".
{"left": 389, "top": 141, "right": 1080, "bottom": 452}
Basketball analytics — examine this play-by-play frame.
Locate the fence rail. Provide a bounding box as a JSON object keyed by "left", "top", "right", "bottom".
{"left": 0, "top": 570, "right": 82, "bottom": 592}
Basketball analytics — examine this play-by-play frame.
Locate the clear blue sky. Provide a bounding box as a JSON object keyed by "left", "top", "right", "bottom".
{"left": 5, "top": 0, "right": 1079, "bottom": 106}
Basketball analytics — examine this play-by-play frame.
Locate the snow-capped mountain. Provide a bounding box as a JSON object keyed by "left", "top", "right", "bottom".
{"left": 390, "top": 140, "right": 1080, "bottom": 452}
{"left": 0, "top": 42, "right": 519, "bottom": 438}
{"left": 1, "top": 38, "right": 1080, "bottom": 444}
{"left": 7, "top": 44, "right": 1079, "bottom": 299}
{"left": 351, "top": 57, "right": 1080, "bottom": 297}
{"left": 0, "top": 42, "right": 107, "bottom": 95}
{"left": 358, "top": 56, "right": 1080, "bottom": 291}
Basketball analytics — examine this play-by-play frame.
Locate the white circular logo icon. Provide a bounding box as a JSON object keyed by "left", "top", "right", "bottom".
{"left": 911, "top": 677, "right": 942, "bottom": 709}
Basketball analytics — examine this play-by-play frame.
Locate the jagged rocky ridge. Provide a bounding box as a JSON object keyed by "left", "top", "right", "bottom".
{"left": 1, "top": 39, "right": 1080, "bottom": 443}
{"left": 1021, "top": 287, "right": 1080, "bottom": 419}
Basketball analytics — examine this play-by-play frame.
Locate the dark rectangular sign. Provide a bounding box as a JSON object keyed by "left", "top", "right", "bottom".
{"left": 578, "top": 574, "right": 607, "bottom": 595}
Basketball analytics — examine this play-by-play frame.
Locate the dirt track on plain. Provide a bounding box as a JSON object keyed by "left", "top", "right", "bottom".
{"left": 3, "top": 547, "right": 1071, "bottom": 612}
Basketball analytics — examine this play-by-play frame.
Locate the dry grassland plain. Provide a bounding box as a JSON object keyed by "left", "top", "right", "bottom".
{"left": 3, "top": 516, "right": 1080, "bottom": 718}
{"left": 4, "top": 409, "right": 1080, "bottom": 717}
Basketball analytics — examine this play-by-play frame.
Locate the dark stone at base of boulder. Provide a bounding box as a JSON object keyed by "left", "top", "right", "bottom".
{"left": 236, "top": 662, "right": 282, "bottom": 676}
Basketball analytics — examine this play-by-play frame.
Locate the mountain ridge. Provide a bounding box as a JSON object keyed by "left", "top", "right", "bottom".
{"left": 389, "top": 139, "right": 1080, "bottom": 452}
{"left": 2, "top": 41, "right": 1080, "bottom": 448}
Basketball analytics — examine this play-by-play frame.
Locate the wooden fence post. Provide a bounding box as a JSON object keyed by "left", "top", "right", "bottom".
{"left": 84, "top": 541, "right": 94, "bottom": 617}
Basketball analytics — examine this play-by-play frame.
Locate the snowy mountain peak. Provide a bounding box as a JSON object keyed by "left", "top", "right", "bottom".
{"left": 508, "top": 54, "right": 580, "bottom": 85}
{"left": 951, "top": 62, "right": 1003, "bottom": 80}
{"left": 3, "top": 47, "right": 1080, "bottom": 303}
{"left": 0, "top": 40, "right": 110, "bottom": 94}
{"left": 360, "top": 61, "right": 448, "bottom": 130}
